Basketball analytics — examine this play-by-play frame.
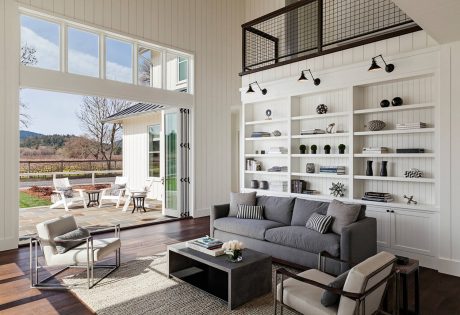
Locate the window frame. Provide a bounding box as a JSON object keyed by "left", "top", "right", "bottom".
{"left": 66, "top": 25, "right": 100, "bottom": 78}
{"left": 148, "top": 124, "right": 161, "bottom": 178}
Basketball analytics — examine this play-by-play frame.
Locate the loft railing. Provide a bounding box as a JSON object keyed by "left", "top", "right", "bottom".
{"left": 241, "top": 0, "right": 421, "bottom": 75}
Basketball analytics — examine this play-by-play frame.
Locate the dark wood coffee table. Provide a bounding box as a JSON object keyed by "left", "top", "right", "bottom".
{"left": 168, "top": 242, "right": 272, "bottom": 310}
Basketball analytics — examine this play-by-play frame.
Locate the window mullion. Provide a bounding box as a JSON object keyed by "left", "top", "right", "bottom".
{"left": 100, "top": 33, "right": 105, "bottom": 79}
{"left": 61, "top": 22, "right": 66, "bottom": 73}
{"left": 133, "top": 42, "right": 138, "bottom": 85}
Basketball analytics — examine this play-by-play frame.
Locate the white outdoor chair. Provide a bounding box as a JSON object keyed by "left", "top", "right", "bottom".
{"left": 275, "top": 251, "right": 397, "bottom": 315}
{"left": 99, "top": 176, "right": 128, "bottom": 208}
{"left": 50, "top": 177, "right": 87, "bottom": 211}
{"left": 122, "top": 178, "right": 155, "bottom": 212}
{"left": 30, "top": 215, "right": 121, "bottom": 289}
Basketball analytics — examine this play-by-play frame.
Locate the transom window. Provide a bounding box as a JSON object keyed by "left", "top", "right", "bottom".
{"left": 19, "top": 11, "right": 193, "bottom": 94}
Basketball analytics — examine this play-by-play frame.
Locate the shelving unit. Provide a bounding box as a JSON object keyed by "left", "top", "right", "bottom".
{"left": 242, "top": 73, "right": 437, "bottom": 207}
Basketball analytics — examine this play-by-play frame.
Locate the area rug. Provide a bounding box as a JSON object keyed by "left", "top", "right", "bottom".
{"left": 63, "top": 254, "right": 298, "bottom": 315}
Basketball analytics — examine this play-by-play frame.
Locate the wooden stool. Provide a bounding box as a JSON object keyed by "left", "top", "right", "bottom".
{"left": 396, "top": 258, "right": 420, "bottom": 315}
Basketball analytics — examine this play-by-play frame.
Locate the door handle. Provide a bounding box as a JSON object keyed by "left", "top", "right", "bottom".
{"left": 161, "top": 177, "right": 165, "bottom": 185}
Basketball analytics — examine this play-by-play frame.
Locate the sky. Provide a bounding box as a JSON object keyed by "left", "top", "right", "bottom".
{"left": 19, "top": 15, "right": 134, "bottom": 135}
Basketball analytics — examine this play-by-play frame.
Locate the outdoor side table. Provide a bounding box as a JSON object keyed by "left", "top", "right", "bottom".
{"left": 85, "top": 190, "right": 101, "bottom": 207}
{"left": 132, "top": 195, "right": 147, "bottom": 213}
{"left": 396, "top": 258, "right": 420, "bottom": 315}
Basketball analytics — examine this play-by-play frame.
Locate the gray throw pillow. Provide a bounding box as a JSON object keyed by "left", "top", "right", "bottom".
{"left": 56, "top": 186, "right": 74, "bottom": 198}
{"left": 236, "top": 204, "right": 264, "bottom": 220}
{"left": 229, "top": 192, "right": 256, "bottom": 216}
{"left": 112, "top": 184, "right": 126, "bottom": 196}
{"left": 326, "top": 199, "right": 361, "bottom": 235}
{"left": 321, "top": 270, "right": 349, "bottom": 307}
{"left": 54, "top": 227, "right": 91, "bottom": 254}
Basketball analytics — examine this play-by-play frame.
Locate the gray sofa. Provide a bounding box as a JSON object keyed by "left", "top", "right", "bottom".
{"left": 210, "top": 196, "right": 376, "bottom": 275}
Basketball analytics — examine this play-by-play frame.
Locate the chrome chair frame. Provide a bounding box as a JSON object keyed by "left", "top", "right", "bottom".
{"left": 30, "top": 224, "right": 121, "bottom": 290}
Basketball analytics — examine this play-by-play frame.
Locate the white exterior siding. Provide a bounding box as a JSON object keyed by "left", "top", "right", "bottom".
{"left": 122, "top": 112, "right": 162, "bottom": 200}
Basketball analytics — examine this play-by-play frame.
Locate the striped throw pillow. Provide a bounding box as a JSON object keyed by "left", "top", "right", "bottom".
{"left": 237, "top": 204, "right": 264, "bottom": 220}
{"left": 306, "top": 213, "right": 333, "bottom": 234}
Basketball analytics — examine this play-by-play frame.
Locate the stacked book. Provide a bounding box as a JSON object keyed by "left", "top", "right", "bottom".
{"left": 362, "top": 147, "right": 389, "bottom": 154}
{"left": 267, "top": 166, "right": 288, "bottom": 172}
{"left": 291, "top": 179, "right": 307, "bottom": 194}
{"left": 271, "top": 181, "right": 288, "bottom": 192}
{"left": 186, "top": 237, "right": 225, "bottom": 256}
{"left": 396, "top": 122, "right": 427, "bottom": 130}
{"left": 251, "top": 131, "right": 271, "bottom": 138}
{"left": 396, "top": 148, "right": 425, "bottom": 153}
{"left": 268, "top": 147, "right": 288, "bottom": 154}
{"left": 319, "top": 166, "right": 346, "bottom": 175}
{"left": 362, "top": 192, "right": 394, "bottom": 203}
{"left": 302, "top": 189, "right": 320, "bottom": 195}
{"left": 246, "top": 159, "right": 262, "bottom": 171}
{"left": 301, "top": 129, "right": 326, "bottom": 135}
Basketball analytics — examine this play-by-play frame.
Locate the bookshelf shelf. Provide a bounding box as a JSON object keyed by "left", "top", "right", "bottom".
{"left": 353, "top": 103, "right": 435, "bottom": 114}
{"left": 354, "top": 175, "right": 435, "bottom": 183}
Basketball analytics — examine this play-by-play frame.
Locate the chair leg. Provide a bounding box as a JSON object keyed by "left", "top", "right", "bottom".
{"left": 63, "top": 200, "right": 69, "bottom": 211}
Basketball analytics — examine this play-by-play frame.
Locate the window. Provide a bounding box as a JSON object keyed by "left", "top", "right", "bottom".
{"left": 20, "top": 15, "right": 60, "bottom": 70}
{"left": 178, "top": 57, "right": 188, "bottom": 82}
{"left": 67, "top": 27, "right": 99, "bottom": 77}
{"left": 138, "top": 47, "right": 162, "bottom": 88}
{"left": 166, "top": 53, "right": 189, "bottom": 93}
{"left": 148, "top": 124, "right": 161, "bottom": 178}
{"left": 105, "top": 37, "right": 133, "bottom": 83}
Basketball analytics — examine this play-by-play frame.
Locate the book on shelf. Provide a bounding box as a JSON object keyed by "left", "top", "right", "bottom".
{"left": 267, "top": 166, "right": 288, "bottom": 172}
{"left": 362, "top": 192, "right": 393, "bottom": 203}
{"left": 319, "top": 166, "right": 346, "bottom": 175}
{"left": 396, "top": 122, "right": 427, "bottom": 130}
{"left": 251, "top": 131, "right": 271, "bottom": 138}
{"left": 302, "top": 189, "right": 320, "bottom": 195}
{"left": 246, "top": 159, "right": 262, "bottom": 171}
{"left": 186, "top": 240, "right": 225, "bottom": 257}
{"left": 291, "top": 179, "right": 307, "bottom": 194}
{"left": 270, "top": 181, "right": 288, "bottom": 192}
{"left": 362, "top": 147, "right": 389, "bottom": 154}
{"left": 267, "top": 147, "right": 288, "bottom": 154}
{"left": 300, "top": 129, "right": 326, "bottom": 135}
{"left": 396, "top": 148, "right": 425, "bottom": 153}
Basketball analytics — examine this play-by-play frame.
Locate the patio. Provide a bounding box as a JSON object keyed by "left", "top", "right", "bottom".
{"left": 19, "top": 200, "right": 169, "bottom": 239}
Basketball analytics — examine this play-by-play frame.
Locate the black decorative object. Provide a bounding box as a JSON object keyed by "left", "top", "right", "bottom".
{"left": 392, "top": 97, "right": 403, "bottom": 106}
{"left": 298, "top": 69, "right": 321, "bottom": 86}
{"left": 306, "top": 163, "right": 315, "bottom": 173}
{"left": 272, "top": 130, "right": 281, "bottom": 137}
{"left": 404, "top": 168, "right": 422, "bottom": 178}
{"left": 404, "top": 195, "right": 418, "bottom": 205}
{"left": 326, "top": 123, "right": 336, "bottom": 134}
{"left": 250, "top": 180, "right": 259, "bottom": 189}
{"left": 311, "top": 145, "right": 317, "bottom": 154}
{"left": 329, "top": 182, "right": 345, "bottom": 197}
{"left": 299, "top": 144, "right": 307, "bottom": 154}
{"left": 366, "top": 160, "right": 373, "bottom": 176}
{"left": 380, "top": 99, "right": 390, "bottom": 108}
{"left": 366, "top": 120, "right": 386, "bottom": 131}
{"left": 265, "top": 109, "right": 272, "bottom": 120}
{"left": 260, "top": 181, "right": 269, "bottom": 190}
{"left": 246, "top": 81, "right": 267, "bottom": 95}
{"left": 338, "top": 144, "right": 346, "bottom": 154}
{"left": 380, "top": 161, "right": 388, "bottom": 177}
{"left": 260, "top": 150, "right": 265, "bottom": 154}
{"left": 368, "top": 54, "right": 395, "bottom": 73}
{"left": 316, "top": 104, "right": 328, "bottom": 114}
{"left": 324, "top": 145, "right": 331, "bottom": 154}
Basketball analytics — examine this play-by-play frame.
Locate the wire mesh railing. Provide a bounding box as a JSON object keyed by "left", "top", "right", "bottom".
{"left": 241, "top": 0, "right": 420, "bottom": 75}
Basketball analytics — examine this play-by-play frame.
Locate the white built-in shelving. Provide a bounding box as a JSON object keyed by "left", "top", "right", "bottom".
{"left": 353, "top": 102, "right": 435, "bottom": 114}
{"left": 292, "top": 154, "right": 351, "bottom": 158}
{"left": 292, "top": 172, "right": 349, "bottom": 179}
{"left": 354, "top": 153, "right": 435, "bottom": 158}
{"left": 354, "top": 128, "right": 435, "bottom": 136}
{"left": 292, "top": 112, "right": 349, "bottom": 120}
{"left": 245, "top": 118, "right": 289, "bottom": 125}
{"left": 353, "top": 175, "right": 435, "bottom": 183}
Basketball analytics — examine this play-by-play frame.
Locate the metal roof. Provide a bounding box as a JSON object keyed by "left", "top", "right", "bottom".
{"left": 102, "top": 103, "right": 164, "bottom": 123}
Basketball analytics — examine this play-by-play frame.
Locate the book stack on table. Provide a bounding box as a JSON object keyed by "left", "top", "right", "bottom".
{"left": 186, "top": 237, "right": 225, "bottom": 256}
{"left": 320, "top": 166, "right": 346, "bottom": 175}
{"left": 362, "top": 192, "right": 394, "bottom": 203}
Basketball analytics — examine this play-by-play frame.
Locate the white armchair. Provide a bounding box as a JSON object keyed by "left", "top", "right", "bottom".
{"left": 30, "top": 215, "right": 121, "bottom": 289}
{"left": 122, "top": 178, "right": 154, "bottom": 212}
{"left": 99, "top": 176, "right": 128, "bottom": 208}
{"left": 50, "top": 177, "right": 87, "bottom": 211}
{"left": 275, "top": 251, "right": 397, "bottom": 315}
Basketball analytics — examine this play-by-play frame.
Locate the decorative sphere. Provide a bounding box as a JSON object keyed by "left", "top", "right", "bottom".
{"left": 266, "top": 109, "right": 272, "bottom": 117}
{"left": 316, "top": 104, "right": 328, "bottom": 114}
{"left": 392, "top": 97, "right": 403, "bottom": 106}
{"left": 380, "top": 99, "right": 390, "bottom": 108}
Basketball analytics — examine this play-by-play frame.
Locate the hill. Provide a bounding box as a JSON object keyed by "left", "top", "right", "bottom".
{"left": 20, "top": 130, "right": 44, "bottom": 140}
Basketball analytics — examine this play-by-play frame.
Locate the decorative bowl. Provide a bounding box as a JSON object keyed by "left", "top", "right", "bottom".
{"left": 392, "top": 97, "right": 403, "bottom": 106}
{"left": 272, "top": 130, "right": 282, "bottom": 137}
{"left": 316, "top": 104, "right": 328, "bottom": 115}
{"left": 366, "top": 120, "right": 386, "bottom": 131}
{"left": 380, "top": 99, "right": 390, "bottom": 108}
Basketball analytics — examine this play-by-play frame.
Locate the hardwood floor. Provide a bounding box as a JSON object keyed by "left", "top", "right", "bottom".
{"left": 1, "top": 217, "right": 460, "bottom": 314}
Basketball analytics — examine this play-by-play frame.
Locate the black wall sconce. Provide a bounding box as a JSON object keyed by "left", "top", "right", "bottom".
{"left": 246, "top": 81, "right": 267, "bottom": 95}
{"left": 298, "top": 69, "right": 321, "bottom": 86}
{"left": 368, "top": 54, "right": 394, "bottom": 73}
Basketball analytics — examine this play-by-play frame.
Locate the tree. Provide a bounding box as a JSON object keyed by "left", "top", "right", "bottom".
{"left": 19, "top": 44, "right": 38, "bottom": 128}
{"left": 60, "top": 136, "right": 100, "bottom": 159}
{"left": 77, "top": 97, "right": 131, "bottom": 169}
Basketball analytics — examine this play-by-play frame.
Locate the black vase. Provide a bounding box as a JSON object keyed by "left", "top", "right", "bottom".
{"left": 260, "top": 181, "right": 269, "bottom": 190}
{"left": 300, "top": 149, "right": 306, "bottom": 154}
{"left": 366, "top": 160, "right": 373, "bottom": 176}
{"left": 325, "top": 148, "right": 331, "bottom": 154}
{"left": 250, "top": 180, "right": 259, "bottom": 189}
{"left": 380, "top": 161, "right": 388, "bottom": 177}
{"left": 380, "top": 99, "right": 390, "bottom": 108}
{"left": 392, "top": 97, "right": 403, "bottom": 106}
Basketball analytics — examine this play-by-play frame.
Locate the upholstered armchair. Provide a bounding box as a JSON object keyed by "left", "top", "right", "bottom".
{"left": 275, "top": 251, "right": 397, "bottom": 315}
{"left": 30, "top": 215, "right": 121, "bottom": 289}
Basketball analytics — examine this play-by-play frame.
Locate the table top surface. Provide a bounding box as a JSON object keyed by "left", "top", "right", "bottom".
{"left": 85, "top": 189, "right": 102, "bottom": 193}
{"left": 168, "top": 242, "right": 271, "bottom": 272}
{"left": 395, "top": 258, "right": 419, "bottom": 274}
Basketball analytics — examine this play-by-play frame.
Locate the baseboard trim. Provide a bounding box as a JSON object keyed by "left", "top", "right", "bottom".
{"left": 0, "top": 237, "right": 18, "bottom": 252}
{"left": 438, "top": 257, "right": 460, "bottom": 277}
{"left": 193, "top": 208, "right": 210, "bottom": 218}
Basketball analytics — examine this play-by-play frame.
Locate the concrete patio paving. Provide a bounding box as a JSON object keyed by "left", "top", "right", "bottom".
{"left": 19, "top": 199, "right": 170, "bottom": 239}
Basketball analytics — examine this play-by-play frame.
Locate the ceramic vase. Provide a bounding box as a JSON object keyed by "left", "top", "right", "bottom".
{"left": 366, "top": 161, "right": 373, "bottom": 176}
{"left": 380, "top": 161, "right": 388, "bottom": 177}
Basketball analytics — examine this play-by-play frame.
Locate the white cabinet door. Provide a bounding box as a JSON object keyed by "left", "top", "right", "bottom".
{"left": 390, "top": 209, "right": 435, "bottom": 256}
{"left": 365, "top": 205, "right": 391, "bottom": 249}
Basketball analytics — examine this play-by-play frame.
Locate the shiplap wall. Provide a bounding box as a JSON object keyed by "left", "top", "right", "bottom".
{"left": 11, "top": 0, "right": 245, "bottom": 217}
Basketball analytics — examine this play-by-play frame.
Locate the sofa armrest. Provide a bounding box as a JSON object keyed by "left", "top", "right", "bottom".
{"left": 340, "top": 217, "right": 377, "bottom": 272}
{"left": 210, "top": 204, "right": 230, "bottom": 237}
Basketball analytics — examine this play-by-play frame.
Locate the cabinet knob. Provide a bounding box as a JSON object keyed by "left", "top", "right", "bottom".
{"left": 391, "top": 210, "right": 395, "bottom": 213}
{"left": 386, "top": 209, "right": 390, "bottom": 213}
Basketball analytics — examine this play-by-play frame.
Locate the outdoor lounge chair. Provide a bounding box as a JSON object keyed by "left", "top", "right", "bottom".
{"left": 122, "top": 178, "right": 154, "bottom": 212}
{"left": 50, "top": 177, "right": 87, "bottom": 211}
{"left": 99, "top": 176, "right": 128, "bottom": 208}
{"left": 30, "top": 215, "right": 121, "bottom": 289}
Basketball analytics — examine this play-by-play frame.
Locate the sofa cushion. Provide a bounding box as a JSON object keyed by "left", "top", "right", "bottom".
{"left": 291, "top": 198, "right": 330, "bottom": 226}
{"left": 256, "top": 195, "right": 295, "bottom": 225}
{"left": 213, "top": 217, "right": 284, "bottom": 241}
{"left": 229, "top": 192, "right": 257, "bottom": 216}
{"left": 236, "top": 204, "right": 264, "bottom": 220}
{"left": 321, "top": 270, "right": 349, "bottom": 307}
{"left": 327, "top": 199, "right": 361, "bottom": 235}
{"left": 265, "top": 226, "right": 340, "bottom": 257}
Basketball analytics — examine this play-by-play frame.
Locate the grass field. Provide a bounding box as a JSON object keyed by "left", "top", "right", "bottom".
{"left": 20, "top": 191, "right": 52, "bottom": 208}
